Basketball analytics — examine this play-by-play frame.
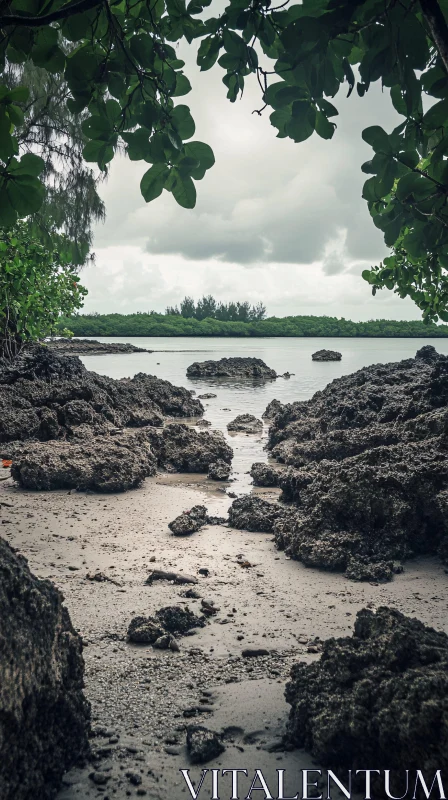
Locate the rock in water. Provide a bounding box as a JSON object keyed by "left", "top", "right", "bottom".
{"left": 208, "top": 460, "right": 231, "bottom": 481}
{"left": 227, "top": 414, "right": 263, "bottom": 433}
{"left": 285, "top": 607, "right": 448, "bottom": 771}
{"left": 262, "top": 399, "right": 284, "bottom": 419}
{"left": 250, "top": 462, "right": 280, "bottom": 487}
{"left": 186, "top": 357, "right": 277, "bottom": 379}
{"left": 311, "top": 349, "right": 342, "bottom": 361}
{"left": 169, "top": 505, "right": 208, "bottom": 535}
{"left": 186, "top": 726, "right": 225, "bottom": 764}
{"left": 46, "top": 338, "right": 151, "bottom": 355}
{"left": 11, "top": 432, "right": 156, "bottom": 492}
{"left": 147, "top": 423, "right": 233, "bottom": 472}
{"left": 0, "top": 538, "right": 90, "bottom": 800}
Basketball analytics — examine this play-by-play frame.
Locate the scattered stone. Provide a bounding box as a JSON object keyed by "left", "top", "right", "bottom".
{"left": 227, "top": 414, "right": 263, "bottom": 433}
{"left": 285, "top": 607, "right": 448, "bottom": 770}
{"left": 127, "top": 616, "right": 165, "bottom": 644}
{"left": 145, "top": 570, "right": 198, "bottom": 585}
{"left": 0, "top": 539, "right": 90, "bottom": 800}
{"left": 187, "top": 357, "right": 277, "bottom": 380}
{"left": 186, "top": 726, "right": 225, "bottom": 764}
{"left": 126, "top": 772, "right": 142, "bottom": 786}
{"left": 201, "top": 599, "right": 219, "bottom": 616}
{"left": 196, "top": 419, "right": 212, "bottom": 427}
{"left": 198, "top": 393, "right": 217, "bottom": 399}
{"left": 89, "top": 771, "right": 110, "bottom": 785}
{"left": 182, "top": 588, "right": 201, "bottom": 599}
{"left": 208, "top": 460, "right": 231, "bottom": 481}
{"left": 153, "top": 634, "right": 174, "bottom": 650}
{"left": 250, "top": 462, "right": 280, "bottom": 487}
{"left": 147, "top": 423, "right": 233, "bottom": 473}
{"left": 242, "top": 648, "right": 270, "bottom": 657}
{"left": 311, "top": 349, "right": 342, "bottom": 361}
{"left": 198, "top": 568, "right": 210, "bottom": 577}
{"left": 169, "top": 505, "right": 208, "bottom": 536}
{"left": 155, "top": 606, "right": 206, "bottom": 635}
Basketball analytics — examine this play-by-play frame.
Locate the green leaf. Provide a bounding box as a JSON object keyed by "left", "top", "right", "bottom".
{"left": 140, "top": 163, "right": 169, "bottom": 202}
{"left": 7, "top": 105, "right": 24, "bottom": 127}
{"left": 171, "top": 104, "right": 196, "bottom": 140}
{"left": 423, "top": 98, "right": 448, "bottom": 129}
{"left": 10, "top": 153, "right": 45, "bottom": 177}
{"left": 286, "top": 100, "right": 315, "bottom": 143}
{"left": 362, "top": 126, "right": 392, "bottom": 154}
{"left": 5, "top": 86, "right": 29, "bottom": 103}
{"left": 197, "top": 36, "right": 221, "bottom": 71}
{"left": 130, "top": 34, "right": 154, "bottom": 68}
{"left": 183, "top": 141, "right": 215, "bottom": 170}
{"left": 223, "top": 29, "right": 246, "bottom": 58}
{"left": 173, "top": 73, "right": 192, "bottom": 97}
{"left": 315, "top": 111, "right": 335, "bottom": 140}
{"left": 0, "top": 110, "right": 14, "bottom": 160}
{"left": 170, "top": 170, "right": 196, "bottom": 208}
{"left": 7, "top": 175, "right": 45, "bottom": 215}
{"left": 82, "top": 115, "right": 113, "bottom": 141}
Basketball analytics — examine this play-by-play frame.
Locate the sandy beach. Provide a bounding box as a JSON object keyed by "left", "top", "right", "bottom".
{"left": 2, "top": 467, "right": 447, "bottom": 799}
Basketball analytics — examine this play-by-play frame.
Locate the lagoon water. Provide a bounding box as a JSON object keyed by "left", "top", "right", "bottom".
{"left": 80, "top": 336, "right": 448, "bottom": 494}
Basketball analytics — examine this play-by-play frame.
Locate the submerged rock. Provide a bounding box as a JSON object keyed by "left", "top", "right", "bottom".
{"left": 208, "top": 460, "right": 231, "bottom": 480}
{"left": 265, "top": 348, "right": 448, "bottom": 579}
{"left": 311, "top": 349, "right": 342, "bottom": 361}
{"left": 285, "top": 607, "right": 448, "bottom": 770}
{"left": 186, "top": 357, "right": 277, "bottom": 380}
{"left": 169, "top": 505, "right": 208, "bottom": 535}
{"left": 11, "top": 432, "right": 156, "bottom": 492}
{"left": 186, "top": 726, "right": 225, "bottom": 764}
{"left": 227, "top": 414, "right": 263, "bottom": 433}
{"left": 0, "top": 538, "right": 90, "bottom": 800}
{"left": 46, "top": 338, "right": 151, "bottom": 355}
{"left": 148, "top": 423, "right": 233, "bottom": 472}
{"left": 0, "top": 346, "right": 202, "bottom": 445}
{"left": 250, "top": 462, "right": 280, "bottom": 487}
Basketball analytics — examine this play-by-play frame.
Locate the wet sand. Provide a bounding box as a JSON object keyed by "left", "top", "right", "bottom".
{"left": 1, "top": 470, "right": 448, "bottom": 799}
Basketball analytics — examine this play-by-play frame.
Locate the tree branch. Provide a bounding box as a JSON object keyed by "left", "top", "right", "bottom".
{"left": 419, "top": 0, "right": 448, "bottom": 74}
{"left": 0, "top": 0, "right": 105, "bottom": 28}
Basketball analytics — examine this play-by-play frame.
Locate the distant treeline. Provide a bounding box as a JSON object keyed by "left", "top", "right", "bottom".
{"left": 58, "top": 312, "right": 448, "bottom": 338}
{"left": 165, "top": 295, "right": 267, "bottom": 322}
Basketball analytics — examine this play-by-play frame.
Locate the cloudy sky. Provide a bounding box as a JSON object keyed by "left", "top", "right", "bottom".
{"left": 83, "top": 38, "right": 421, "bottom": 322}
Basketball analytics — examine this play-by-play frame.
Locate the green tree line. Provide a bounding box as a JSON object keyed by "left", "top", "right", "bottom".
{"left": 57, "top": 312, "right": 448, "bottom": 338}
{"left": 165, "top": 295, "right": 266, "bottom": 321}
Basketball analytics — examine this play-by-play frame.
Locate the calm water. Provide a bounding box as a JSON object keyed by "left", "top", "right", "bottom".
{"left": 80, "top": 337, "right": 448, "bottom": 495}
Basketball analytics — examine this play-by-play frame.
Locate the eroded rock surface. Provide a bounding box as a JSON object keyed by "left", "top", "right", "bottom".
{"left": 169, "top": 505, "right": 208, "bottom": 535}
{"left": 311, "top": 349, "right": 342, "bottom": 361}
{"left": 186, "top": 357, "right": 277, "bottom": 380}
{"left": 227, "top": 414, "right": 263, "bottom": 433}
{"left": 0, "top": 538, "right": 90, "bottom": 800}
{"left": 228, "top": 495, "right": 294, "bottom": 533}
{"left": 285, "top": 607, "right": 448, "bottom": 771}
{"left": 208, "top": 460, "right": 231, "bottom": 480}
{"left": 148, "top": 423, "right": 233, "bottom": 472}
{"left": 250, "top": 462, "right": 280, "bottom": 487}
{"left": 0, "top": 346, "right": 202, "bottom": 445}
{"left": 46, "top": 338, "right": 151, "bottom": 355}
{"left": 249, "top": 346, "right": 448, "bottom": 580}
{"left": 11, "top": 432, "right": 156, "bottom": 492}
{"left": 186, "top": 726, "right": 225, "bottom": 764}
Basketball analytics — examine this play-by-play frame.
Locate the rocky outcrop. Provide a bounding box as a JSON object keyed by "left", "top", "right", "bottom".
{"left": 186, "top": 357, "right": 277, "bottom": 380}
{"left": 250, "top": 462, "right": 280, "bottom": 487}
{"left": 228, "top": 495, "right": 294, "bottom": 533}
{"left": 262, "top": 399, "right": 284, "bottom": 419}
{"left": 285, "top": 607, "right": 448, "bottom": 771}
{"left": 11, "top": 432, "right": 156, "bottom": 492}
{"left": 257, "top": 346, "right": 448, "bottom": 579}
{"left": 0, "top": 346, "right": 202, "bottom": 445}
{"left": 46, "top": 338, "right": 151, "bottom": 355}
{"left": 147, "top": 423, "right": 233, "bottom": 472}
{"left": 311, "top": 349, "right": 342, "bottom": 361}
{"left": 127, "top": 606, "right": 205, "bottom": 646}
{"left": 169, "top": 505, "right": 208, "bottom": 535}
{"left": 227, "top": 414, "right": 263, "bottom": 433}
{"left": 208, "top": 460, "right": 231, "bottom": 480}
{"left": 0, "top": 539, "right": 90, "bottom": 800}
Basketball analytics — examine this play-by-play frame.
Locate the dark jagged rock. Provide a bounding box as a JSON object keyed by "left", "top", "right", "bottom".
{"left": 264, "top": 348, "right": 448, "bottom": 579}
{"left": 0, "top": 346, "right": 202, "bottom": 445}
{"left": 186, "top": 726, "right": 225, "bottom": 764}
{"left": 186, "top": 357, "right": 277, "bottom": 380}
{"left": 169, "top": 505, "right": 208, "bottom": 535}
{"left": 208, "top": 460, "right": 231, "bottom": 480}
{"left": 155, "top": 606, "right": 206, "bottom": 634}
{"left": 0, "top": 538, "right": 90, "bottom": 800}
{"left": 285, "top": 607, "right": 448, "bottom": 771}
{"left": 46, "top": 338, "right": 151, "bottom": 355}
{"left": 127, "top": 616, "right": 165, "bottom": 644}
{"left": 228, "top": 495, "right": 293, "bottom": 533}
{"left": 262, "top": 399, "right": 284, "bottom": 419}
{"left": 147, "top": 423, "right": 233, "bottom": 472}
{"left": 227, "top": 414, "right": 263, "bottom": 433}
{"left": 250, "top": 462, "right": 280, "bottom": 487}
{"left": 198, "top": 393, "right": 217, "bottom": 399}
{"left": 11, "top": 431, "right": 156, "bottom": 492}
{"left": 311, "top": 349, "right": 342, "bottom": 361}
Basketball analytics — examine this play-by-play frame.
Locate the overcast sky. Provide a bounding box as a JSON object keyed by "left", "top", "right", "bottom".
{"left": 83, "top": 39, "right": 422, "bottom": 321}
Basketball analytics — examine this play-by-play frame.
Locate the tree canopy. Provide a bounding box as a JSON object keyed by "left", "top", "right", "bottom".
{"left": 1, "top": 0, "right": 448, "bottom": 318}
{"left": 166, "top": 294, "right": 267, "bottom": 321}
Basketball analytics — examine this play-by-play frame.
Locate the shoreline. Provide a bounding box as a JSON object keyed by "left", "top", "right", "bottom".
{"left": 2, "top": 472, "right": 448, "bottom": 799}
